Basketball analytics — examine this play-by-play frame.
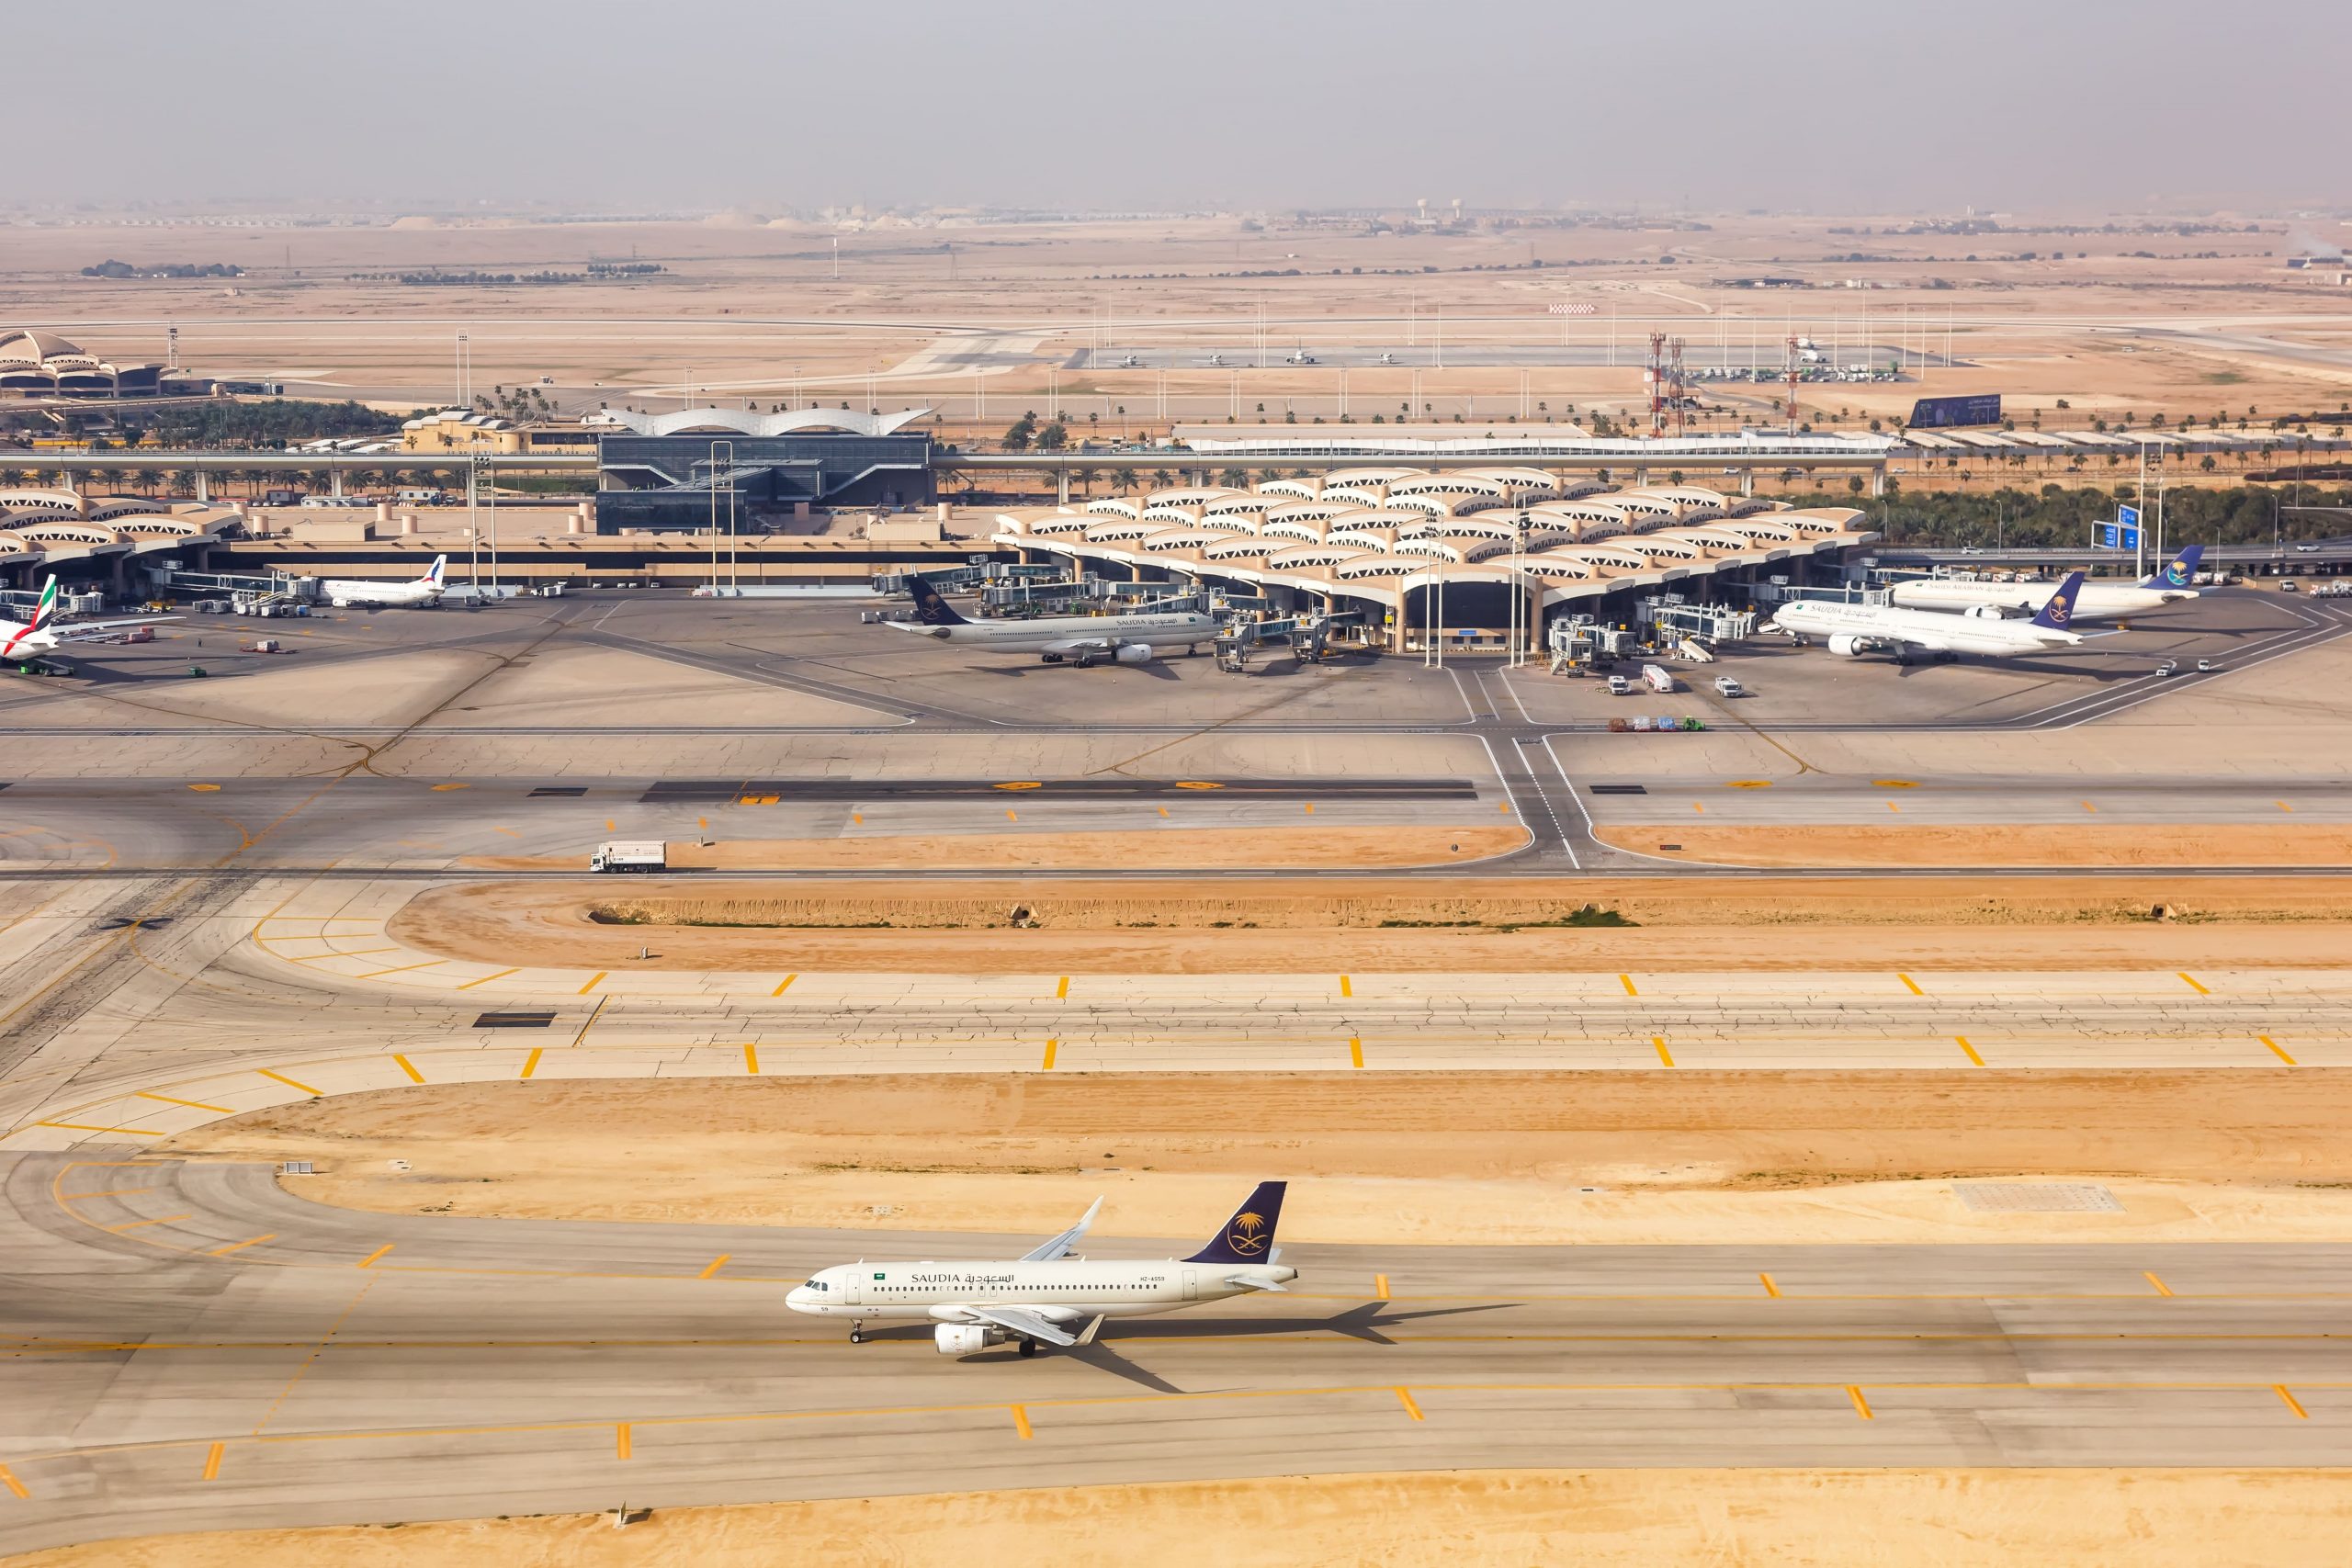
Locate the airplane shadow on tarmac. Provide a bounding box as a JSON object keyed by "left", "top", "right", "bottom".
{"left": 867, "top": 1302, "right": 1508, "bottom": 1393}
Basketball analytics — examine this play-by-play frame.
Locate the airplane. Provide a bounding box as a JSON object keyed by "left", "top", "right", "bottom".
{"left": 1770, "top": 570, "right": 2088, "bottom": 662}
{"left": 1, "top": 577, "right": 177, "bottom": 669}
{"left": 321, "top": 554, "right": 447, "bottom": 609}
{"left": 1286, "top": 348, "right": 1317, "bottom": 365}
{"left": 891, "top": 573, "right": 1220, "bottom": 666}
{"left": 1889, "top": 546, "right": 2202, "bottom": 622}
{"left": 1205, "top": 353, "right": 1227, "bottom": 367}
{"left": 786, "top": 1182, "right": 1295, "bottom": 1357}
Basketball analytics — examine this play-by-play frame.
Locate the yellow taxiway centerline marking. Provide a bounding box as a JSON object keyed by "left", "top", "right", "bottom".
{"left": 1652, "top": 1036, "right": 1674, "bottom": 1066}
{"left": 187, "top": 784, "right": 220, "bottom": 793}
{"left": 1349, "top": 1036, "right": 1364, "bottom": 1069}
{"left": 2179, "top": 972, "right": 2211, "bottom": 995}
{"left": 699, "top": 1256, "right": 731, "bottom": 1280}
{"left": 1760, "top": 1273, "right": 1781, "bottom": 1299}
{"left": 744, "top": 1043, "right": 759, "bottom": 1076}
{"left": 1886, "top": 801, "right": 1901, "bottom": 813}
{"left": 1042, "top": 1039, "right": 1058, "bottom": 1070}
{"left": 209, "top": 1235, "right": 276, "bottom": 1258}
{"left": 2145, "top": 1271, "right": 2175, "bottom": 1297}
{"left": 356, "top": 1245, "right": 394, "bottom": 1270}
{"left": 772, "top": 973, "right": 797, "bottom": 996}
{"left": 38, "top": 1122, "right": 163, "bottom": 1137}
{"left": 1394, "top": 1387, "right": 1424, "bottom": 1421}
{"left": 1847, "top": 1386, "right": 1874, "bottom": 1420}
{"left": 1956, "top": 1036, "right": 1985, "bottom": 1066}
{"left": 0, "top": 1462, "right": 25, "bottom": 1499}
{"left": 1011, "top": 1404, "right": 1034, "bottom": 1439}
{"left": 2276, "top": 1385, "right": 2310, "bottom": 1419}
{"left": 1374, "top": 1274, "right": 1391, "bottom": 1302}
{"left": 520, "top": 1048, "right": 543, "bottom": 1080}
{"left": 256, "top": 1069, "right": 322, "bottom": 1097}
{"left": 1056, "top": 976, "right": 1069, "bottom": 999}
{"left": 2262, "top": 1036, "right": 2298, "bottom": 1066}
{"left": 1619, "top": 974, "right": 1637, "bottom": 997}
{"left": 616, "top": 1423, "right": 632, "bottom": 1460}
{"left": 59, "top": 1188, "right": 160, "bottom": 1201}
{"left": 2278, "top": 801, "right": 2292, "bottom": 813}
{"left": 353, "top": 960, "right": 443, "bottom": 980}
{"left": 2081, "top": 800, "right": 2098, "bottom": 813}
{"left": 432, "top": 783, "right": 468, "bottom": 792}
{"left": 1897, "top": 973, "right": 1923, "bottom": 996}
{"left": 579, "top": 971, "right": 607, "bottom": 995}
{"left": 1006, "top": 808, "right": 1018, "bottom": 821}
{"left": 1340, "top": 974, "right": 1352, "bottom": 998}
{"left": 392, "top": 1055, "right": 424, "bottom": 1083}
{"left": 105, "top": 1213, "right": 191, "bottom": 1234}
{"left": 201, "top": 1441, "right": 223, "bottom": 1481}
{"left": 456, "top": 968, "right": 520, "bottom": 990}
{"left": 134, "top": 1091, "right": 233, "bottom": 1113}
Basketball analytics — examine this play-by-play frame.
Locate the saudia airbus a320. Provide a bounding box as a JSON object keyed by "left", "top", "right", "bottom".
{"left": 884, "top": 573, "right": 1218, "bottom": 667}
{"left": 786, "top": 1182, "right": 1293, "bottom": 1357}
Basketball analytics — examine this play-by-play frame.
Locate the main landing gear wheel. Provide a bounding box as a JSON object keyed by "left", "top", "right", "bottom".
{"left": 1018, "top": 1337, "right": 1038, "bottom": 1358}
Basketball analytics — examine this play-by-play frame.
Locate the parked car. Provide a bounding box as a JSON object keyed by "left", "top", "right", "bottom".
{"left": 2197, "top": 658, "right": 2221, "bottom": 672}
{"left": 2154, "top": 660, "right": 2178, "bottom": 678}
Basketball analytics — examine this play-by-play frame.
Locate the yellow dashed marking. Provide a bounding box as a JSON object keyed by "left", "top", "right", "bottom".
{"left": 2179, "top": 972, "right": 2210, "bottom": 995}
{"left": 456, "top": 967, "right": 519, "bottom": 990}
{"left": 744, "top": 1043, "right": 760, "bottom": 1076}
{"left": 134, "top": 1091, "right": 232, "bottom": 1113}
{"left": 1042, "top": 1039, "right": 1058, "bottom": 1070}
{"left": 1956, "top": 1036, "right": 1985, "bottom": 1066}
{"left": 1011, "top": 1405, "right": 1034, "bottom": 1438}
{"left": 1847, "top": 1386, "right": 1873, "bottom": 1420}
{"left": 2145, "top": 1271, "right": 2174, "bottom": 1298}
{"left": 1619, "top": 974, "right": 1637, "bottom": 996}
{"left": 1873, "top": 780, "right": 1917, "bottom": 788}
{"left": 201, "top": 1441, "right": 224, "bottom": 1481}
{"left": 2277, "top": 1385, "right": 2310, "bottom": 1419}
{"left": 519, "top": 1048, "right": 543, "bottom": 1080}
{"left": 2262, "top": 1036, "right": 2297, "bottom": 1066}
{"left": 36, "top": 1121, "right": 163, "bottom": 1136}
{"left": 616, "top": 1423, "right": 632, "bottom": 1460}
{"left": 1339, "top": 975, "right": 1353, "bottom": 998}
{"left": 579, "top": 971, "right": 607, "bottom": 994}
{"left": 0, "top": 1462, "right": 28, "bottom": 1499}
{"left": 1725, "top": 780, "right": 1772, "bottom": 789}
{"left": 1760, "top": 1273, "right": 1781, "bottom": 1299}
{"left": 1056, "top": 976, "right": 1069, "bottom": 999}
{"left": 187, "top": 784, "right": 220, "bottom": 793}
{"left": 432, "top": 783, "right": 468, "bottom": 792}
{"left": 1349, "top": 1036, "right": 1364, "bottom": 1069}
{"left": 1897, "top": 974, "right": 1923, "bottom": 996}
{"left": 1374, "top": 1273, "right": 1391, "bottom": 1301}
{"left": 257, "top": 1069, "right": 322, "bottom": 1097}
{"left": 209, "top": 1234, "right": 276, "bottom": 1258}
{"left": 356, "top": 1245, "right": 394, "bottom": 1269}
{"left": 699, "top": 1256, "right": 731, "bottom": 1280}
{"left": 1652, "top": 1036, "right": 1674, "bottom": 1066}
{"left": 393, "top": 1055, "right": 424, "bottom": 1083}
{"left": 772, "top": 974, "right": 797, "bottom": 996}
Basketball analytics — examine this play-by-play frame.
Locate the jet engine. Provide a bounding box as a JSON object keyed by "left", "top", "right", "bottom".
{"left": 933, "top": 1324, "right": 1008, "bottom": 1356}
{"left": 1963, "top": 603, "right": 2018, "bottom": 619}
{"left": 1826, "top": 634, "right": 1869, "bottom": 658}
{"left": 1114, "top": 643, "right": 1154, "bottom": 664}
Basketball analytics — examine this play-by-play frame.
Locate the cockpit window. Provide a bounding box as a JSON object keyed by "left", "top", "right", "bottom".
{"left": 805, "top": 1278, "right": 827, "bottom": 1291}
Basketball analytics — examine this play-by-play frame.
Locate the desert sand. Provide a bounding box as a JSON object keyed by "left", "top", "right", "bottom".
{"left": 389, "top": 873, "right": 2352, "bottom": 973}
{"left": 13, "top": 1470, "right": 2350, "bottom": 1568}
{"left": 170, "top": 1071, "right": 2352, "bottom": 1247}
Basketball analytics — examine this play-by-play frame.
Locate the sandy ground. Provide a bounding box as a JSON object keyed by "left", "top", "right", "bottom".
{"left": 458, "top": 825, "right": 1524, "bottom": 874}
{"left": 15, "top": 1470, "right": 2351, "bottom": 1568}
{"left": 1599, "top": 824, "right": 2352, "bottom": 868}
{"left": 170, "top": 1072, "right": 2352, "bottom": 1247}
{"left": 390, "top": 874, "right": 2352, "bottom": 973}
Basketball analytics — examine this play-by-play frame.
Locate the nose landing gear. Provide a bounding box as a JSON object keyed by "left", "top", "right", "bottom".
{"left": 849, "top": 1325, "right": 865, "bottom": 1344}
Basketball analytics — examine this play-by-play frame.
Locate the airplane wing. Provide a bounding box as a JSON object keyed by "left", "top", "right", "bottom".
{"left": 48, "top": 616, "right": 180, "bottom": 642}
{"left": 1222, "top": 1274, "right": 1288, "bottom": 1293}
{"left": 1039, "top": 636, "right": 1115, "bottom": 656}
{"left": 964, "top": 1305, "right": 1081, "bottom": 1347}
{"left": 1020, "top": 1195, "right": 1102, "bottom": 1262}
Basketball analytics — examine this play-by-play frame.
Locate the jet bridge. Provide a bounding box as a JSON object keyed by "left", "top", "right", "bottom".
{"left": 1215, "top": 609, "right": 1365, "bottom": 671}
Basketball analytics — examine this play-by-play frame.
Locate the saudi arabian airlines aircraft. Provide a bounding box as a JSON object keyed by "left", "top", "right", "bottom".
{"left": 888, "top": 573, "right": 1219, "bottom": 666}
{"left": 1770, "top": 570, "right": 2088, "bottom": 662}
{"left": 0, "top": 577, "right": 177, "bottom": 668}
{"left": 1890, "top": 546, "right": 2202, "bottom": 623}
{"left": 320, "top": 554, "right": 447, "bottom": 609}
{"left": 786, "top": 1181, "right": 1295, "bottom": 1357}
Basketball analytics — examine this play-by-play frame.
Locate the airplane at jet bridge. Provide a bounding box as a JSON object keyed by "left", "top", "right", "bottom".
{"left": 786, "top": 1182, "right": 1294, "bottom": 1357}
{"left": 1770, "top": 570, "right": 2089, "bottom": 661}
{"left": 886, "top": 572, "right": 1219, "bottom": 666}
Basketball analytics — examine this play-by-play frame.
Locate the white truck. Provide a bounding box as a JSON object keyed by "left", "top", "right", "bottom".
{"left": 590, "top": 840, "right": 667, "bottom": 874}
{"left": 1640, "top": 662, "right": 1675, "bottom": 694}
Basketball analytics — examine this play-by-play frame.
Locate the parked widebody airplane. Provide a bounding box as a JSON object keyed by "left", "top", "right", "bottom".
{"left": 321, "top": 555, "right": 447, "bottom": 609}
{"left": 1890, "top": 547, "right": 2202, "bottom": 622}
{"left": 0, "top": 576, "right": 176, "bottom": 667}
{"left": 1770, "top": 570, "right": 2088, "bottom": 661}
{"left": 786, "top": 1182, "right": 1295, "bottom": 1357}
{"left": 891, "top": 573, "right": 1220, "bottom": 665}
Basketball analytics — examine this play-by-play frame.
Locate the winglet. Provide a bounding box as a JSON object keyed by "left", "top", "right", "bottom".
{"left": 2030, "top": 570, "right": 2085, "bottom": 632}
{"left": 1020, "top": 1195, "right": 1102, "bottom": 1263}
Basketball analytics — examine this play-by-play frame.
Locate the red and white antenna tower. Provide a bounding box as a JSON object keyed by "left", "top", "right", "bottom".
{"left": 1783, "top": 333, "right": 1801, "bottom": 436}
{"left": 1668, "top": 336, "right": 1689, "bottom": 437}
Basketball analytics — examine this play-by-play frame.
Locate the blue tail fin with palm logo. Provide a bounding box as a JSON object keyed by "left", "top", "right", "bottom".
{"left": 2140, "top": 543, "right": 2202, "bottom": 591}
{"left": 905, "top": 573, "right": 968, "bottom": 626}
{"left": 2030, "top": 570, "right": 2086, "bottom": 632}
{"left": 1183, "top": 1181, "right": 1286, "bottom": 1265}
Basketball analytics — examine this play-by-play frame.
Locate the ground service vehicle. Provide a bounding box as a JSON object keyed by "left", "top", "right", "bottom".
{"left": 1713, "top": 675, "right": 1744, "bottom": 697}
{"left": 1606, "top": 674, "right": 1634, "bottom": 696}
{"left": 590, "top": 840, "right": 666, "bottom": 874}
{"left": 1641, "top": 663, "right": 1675, "bottom": 694}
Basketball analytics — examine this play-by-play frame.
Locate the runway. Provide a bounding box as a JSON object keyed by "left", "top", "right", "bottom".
{"left": 5, "top": 1153, "right": 2349, "bottom": 1555}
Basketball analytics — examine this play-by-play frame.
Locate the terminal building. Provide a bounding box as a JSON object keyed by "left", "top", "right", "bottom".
{"left": 587, "top": 407, "right": 935, "bottom": 533}
{"left": 992, "top": 468, "right": 1872, "bottom": 652}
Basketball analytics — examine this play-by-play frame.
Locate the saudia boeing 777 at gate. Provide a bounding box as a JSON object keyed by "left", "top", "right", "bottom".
{"left": 787, "top": 1182, "right": 1294, "bottom": 1357}
{"left": 1770, "top": 570, "right": 2089, "bottom": 662}
{"left": 887, "top": 572, "right": 1218, "bottom": 666}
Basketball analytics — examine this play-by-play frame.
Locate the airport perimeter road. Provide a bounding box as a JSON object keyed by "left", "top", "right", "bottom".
{"left": 5, "top": 1155, "right": 2349, "bottom": 1554}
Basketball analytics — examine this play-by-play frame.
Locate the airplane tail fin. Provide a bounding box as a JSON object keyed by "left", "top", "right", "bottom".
{"left": 31, "top": 575, "right": 59, "bottom": 631}
{"left": 2030, "top": 570, "right": 2086, "bottom": 632}
{"left": 904, "top": 574, "right": 968, "bottom": 626}
{"left": 2142, "top": 543, "right": 2202, "bottom": 591}
{"left": 1182, "top": 1181, "right": 1286, "bottom": 1266}
{"left": 423, "top": 554, "right": 447, "bottom": 588}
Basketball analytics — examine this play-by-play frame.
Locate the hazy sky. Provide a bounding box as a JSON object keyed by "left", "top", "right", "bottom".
{"left": 24, "top": 0, "right": 2348, "bottom": 213}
